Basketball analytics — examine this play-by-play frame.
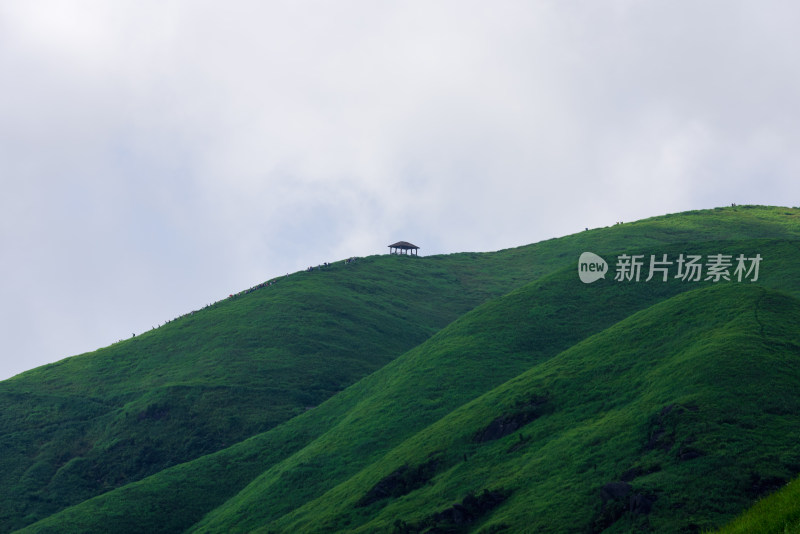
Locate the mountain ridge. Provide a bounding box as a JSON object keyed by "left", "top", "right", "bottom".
{"left": 3, "top": 204, "right": 800, "bottom": 532}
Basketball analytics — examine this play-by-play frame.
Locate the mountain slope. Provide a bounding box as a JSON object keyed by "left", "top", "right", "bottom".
{"left": 0, "top": 254, "right": 539, "bottom": 531}
{"left": 715, "top": 474, "right": 800, "bottom": 533}
{"left": 3, "top": 205, "right": 800, "bottom": 532}
{"left": 186, "top": 245, "right": 800, "bottom": 533}
{"left": 269, "top": 284, "right": 800, "bottom": 533}
{"left": 21, "top": 236, "right": 800, "bottom": 533}
{"left": 14, "top": 257, "right": 694, "bottom": 533}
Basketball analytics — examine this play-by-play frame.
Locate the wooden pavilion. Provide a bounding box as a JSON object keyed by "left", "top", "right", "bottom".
{"left": 388, "top": 241, "right": 420, "bottom": 256}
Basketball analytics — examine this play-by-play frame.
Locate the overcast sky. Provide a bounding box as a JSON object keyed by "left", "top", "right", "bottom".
{"left": 1, "top": 1, "right": 799, "bottom": 380}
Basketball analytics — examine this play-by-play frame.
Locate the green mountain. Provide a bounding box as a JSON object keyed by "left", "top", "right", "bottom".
{"left": 3, "top": 205, "right": 800, "bottom": 533}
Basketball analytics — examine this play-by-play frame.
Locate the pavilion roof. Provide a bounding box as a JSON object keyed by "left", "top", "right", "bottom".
{"left": 388, "top": 241, "right": 419, "bottom": 249}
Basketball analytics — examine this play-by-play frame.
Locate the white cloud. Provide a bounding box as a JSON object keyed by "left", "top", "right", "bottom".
{"left": 1, "top": 0, "right": 800, "bottom": 379}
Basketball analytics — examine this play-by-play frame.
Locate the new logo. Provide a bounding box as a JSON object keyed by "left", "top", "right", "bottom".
{"left": 578, "top": 252, "right": 608, "bottom": 284}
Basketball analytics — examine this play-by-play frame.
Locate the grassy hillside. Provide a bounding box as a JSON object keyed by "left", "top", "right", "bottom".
{"left": 0, "top": 253, "right": 542, "bottom": 531}
{"left": 186, "top": 241, "right": 800, "bottom": 533}
{"left": 12, "top": 257, "right": 689, "bottom": 533}
{"left": 277, "top": 283, "right": 800, "bottom": 533}
{"left": 715, "top": 475, "right": 800, "bottom": 533}
{"left": 3, "top": 205, "right": 800, "bottom": 532}
{"left": 21, "top": 238, "right": 800, "bottom": 533}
